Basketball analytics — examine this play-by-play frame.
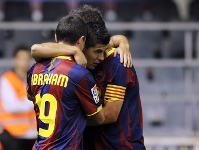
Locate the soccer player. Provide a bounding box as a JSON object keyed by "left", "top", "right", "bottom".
{"left": 31, "top": 5, "right": 145, "bottom": 150}
{"left": 92, "top": 46, "right": 145, "bottom": 149}
{"left": 27, "top": 14, "right": 112, "bottom": 150}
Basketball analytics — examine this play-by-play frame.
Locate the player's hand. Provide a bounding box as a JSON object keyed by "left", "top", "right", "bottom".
{"left": 114, "top": 47, "right": 133, "bottom": 68}
{"left": 74, "top": 50, "right": 87, "bottom": 68}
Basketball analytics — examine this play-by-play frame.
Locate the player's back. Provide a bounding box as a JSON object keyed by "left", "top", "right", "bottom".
{"left": 28, "top": 56, "right": 94, "bottom": 150}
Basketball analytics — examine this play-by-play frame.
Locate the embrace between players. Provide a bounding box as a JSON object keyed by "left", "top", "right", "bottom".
{"left": 27, "top": 4, "right": 145, "bottom": 150}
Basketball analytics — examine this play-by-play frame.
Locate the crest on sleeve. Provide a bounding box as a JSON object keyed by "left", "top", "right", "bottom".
{"left": 91, "top": 84, "right": 99, "bottom": 104}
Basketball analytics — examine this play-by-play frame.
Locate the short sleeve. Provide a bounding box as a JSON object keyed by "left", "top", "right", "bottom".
{"left": 107, "top": 58, "right": 135, "bottom": 87}
{"left": 75, "top": 72, "right": 102, "bottom": 116}
{"left": 104, "top": 56, "right": 135, "bottom": 101}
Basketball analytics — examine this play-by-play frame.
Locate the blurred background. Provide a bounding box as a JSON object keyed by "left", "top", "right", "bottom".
{"left": 0, "top": 0, "right": 199, "bottom": 149}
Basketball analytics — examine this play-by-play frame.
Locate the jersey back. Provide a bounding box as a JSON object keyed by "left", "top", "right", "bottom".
{"left": 27, "top": 56, "right": 101, "bottom": 150}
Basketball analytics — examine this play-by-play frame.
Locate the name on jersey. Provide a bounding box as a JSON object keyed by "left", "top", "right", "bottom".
{"left": 31, "top": 73, "right": 68, "bottom": 87}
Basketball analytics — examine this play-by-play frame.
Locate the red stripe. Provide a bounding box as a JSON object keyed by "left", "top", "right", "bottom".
{"left": 106, "top": 91, "right": 125, "bottom": 96}
{"left": 126, "top": 68, "right": 135, "bottom": 87}
{"left": 127, "top": 109, "right": 134, "bottom": 149}
{"left": 107, "top": 85, "right": 125, "bottom": 90}
{"left": 106, "top": 89, "right": 125, "bottom": 94}
{"left": 105, "top": 91, "right": 125, "bottom": 97}
{"left": 105, "top": 96, "right": 124, "bottom": 100}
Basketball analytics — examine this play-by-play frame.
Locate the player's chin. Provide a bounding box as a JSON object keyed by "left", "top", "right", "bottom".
{"left": 87, "top": 65, "right": 96, "bottom": 70}
{"left": 89, "top": 66, "right": 95, "bottom": 70}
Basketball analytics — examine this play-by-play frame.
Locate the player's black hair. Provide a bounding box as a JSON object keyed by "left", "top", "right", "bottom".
{"left": 71, "top": 4, "right": 111, "bottom": 48}
{"left": 85, "top": 23, "right": 111, "bottom": 49}
{"left": 56, "top": 15, "right": 87, "bottom": 45}
{"left": 70, "top": 4, "right": 104, "bottom": 24}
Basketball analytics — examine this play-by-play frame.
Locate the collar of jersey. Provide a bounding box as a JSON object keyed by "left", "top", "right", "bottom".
{"left": 105, "top": 48, "right": 115, "bottom": 58}
{"left": 55, "top": 56, "right": 72, "bottom": 60}
{"left": 48, "top": 56, "right": 72, "bottom": 71}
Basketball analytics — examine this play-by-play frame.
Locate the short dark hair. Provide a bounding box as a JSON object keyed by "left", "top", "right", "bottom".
{"left": 56, "top": 15, "right": 87, "bottom": 45}
{"left": 85, "top": 23, "right": 111, "bottom": 49}
{"left": 13, "top": 45, "right": 30, "bottom": 57}
{"left": 71, "top": 4, "right": 111, "bottom": 48}
{"left": 71, "top": 4, "right": 104, "bottom": 24}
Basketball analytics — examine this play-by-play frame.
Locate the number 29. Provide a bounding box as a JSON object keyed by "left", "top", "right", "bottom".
{"left": 35, "top": 93, "right": 57, "bottom": 138}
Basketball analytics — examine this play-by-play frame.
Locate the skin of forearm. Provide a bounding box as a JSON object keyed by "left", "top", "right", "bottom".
{"left": 102, "top": 102, "right": 119, "bottom": 124}
{"left": 86, "top": 102, "right": 120, "bottom": 126}
{"left": 31, "top": 43, "right": 79, "bottom": 61}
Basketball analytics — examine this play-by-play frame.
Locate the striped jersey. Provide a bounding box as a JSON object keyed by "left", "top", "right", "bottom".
{"left": 92, "top": 49, "right": 145, "bottom": 150}
{"left": 27, "top": 56, "right": 102, "bottom": 150}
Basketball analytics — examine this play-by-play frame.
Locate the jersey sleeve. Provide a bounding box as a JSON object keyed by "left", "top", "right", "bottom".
{"left": 75, "top": 72, "right": 102, "bottom": 116}
{"left": 105, "top": 57, "right": 135, "bottom": 102}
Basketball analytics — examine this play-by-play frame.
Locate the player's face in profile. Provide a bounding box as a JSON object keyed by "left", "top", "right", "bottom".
{"left": 83, "top": 44, "right": 107, "bottom": 70}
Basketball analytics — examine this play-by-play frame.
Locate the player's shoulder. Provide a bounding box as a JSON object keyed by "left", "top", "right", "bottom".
{"left": 107, "top": 54, "right": 122, "bottom": 67}
{"left": 73, "top": 63, "right": 87, "bottom": 70}
{"left": 68, "top": 63, "right": 92, "bottom": 78}
{"left": 68, "top": 64, "right": 95, "bottom": 84}
{"left": 108, "top": 55, "right": 137, "bottom": 74}
{"left": 52, "top": 58, "right": 90, "bottom": 77}
{"left": 28, "top": 62, "right": 38, "bottom": 73}
{"left": 73, "top": 64, "right": 91, "bottom": 75}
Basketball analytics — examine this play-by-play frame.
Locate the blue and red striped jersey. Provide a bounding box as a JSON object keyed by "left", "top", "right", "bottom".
{"left": 27, "top": 56, "right": 102, "bottom": 150}
{"left": 92, "top": 49, "right": 145, "bottom": 150}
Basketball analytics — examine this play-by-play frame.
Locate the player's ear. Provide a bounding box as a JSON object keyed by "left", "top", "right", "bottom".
{"left": 82, "top": 36, "right": 86, "bottom": 42}
{"left": 77, "top": 36, "right": 85, "bottom": 46}
{"left": 76, "top": 36, "right": 85, "bottom": 51}
{"left": 55, "top": 34, "right": 58, "bottom": 42}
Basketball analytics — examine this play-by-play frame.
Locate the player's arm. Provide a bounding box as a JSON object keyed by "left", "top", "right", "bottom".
{"left": 31, "top": 43, "right": 87, "bottom": 67}
{"left": 101, "top": 59, "right": 133, "bottom": 124}
{"left": 100, "top": 84, "right": 126, "bottom": 124}
{"left": 76, "top": 73, "right": 106, "bottom": 125}
{"left": 87, "top": 101, "right": 120, "bottom": 125}
{"left": 102, "top": 100, "right": 123, "bottom": 124}
{"left": 87, "top": 107, "right": 106, "bottom": 125}
{"left": 108, "top": 35, "right": 132, "bottom": 68}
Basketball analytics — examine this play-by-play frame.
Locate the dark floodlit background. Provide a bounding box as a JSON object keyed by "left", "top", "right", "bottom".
{"left": 0, "top": 0, "right": 199, "bottom": 149}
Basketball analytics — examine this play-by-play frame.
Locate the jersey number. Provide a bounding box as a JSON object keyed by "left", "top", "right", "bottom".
{"left": 35, "top": 93, "right": 57, "bottom": 138}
